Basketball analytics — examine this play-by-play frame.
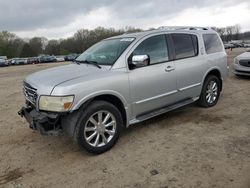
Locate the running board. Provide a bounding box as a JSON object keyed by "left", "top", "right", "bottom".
{"left": 130, "top": 97, "right": 199, "bottom": 125}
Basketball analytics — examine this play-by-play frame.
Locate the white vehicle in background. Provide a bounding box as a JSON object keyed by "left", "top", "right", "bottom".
{"left": 56, "top": 56, "right": 65, "bottom": 62}
{"left": 0, "top": 58, "right": 8, "bottom": 67}
{"left": 0, "top": 56, "right": 7, "bottom": 60}
{"left": 0, "top": 56, "right": 8, "bottom": 66}
{"left": 224, "top": 43, "right": 235, "bottom": 49}
{"left": 11, "top": 58, "right": 27, "bottom": 65}
{"left": 233, "top": 49, "right": 250, "bottom": 76}
{"left": 244, "top": 43, "right": 250, "bottom": 48}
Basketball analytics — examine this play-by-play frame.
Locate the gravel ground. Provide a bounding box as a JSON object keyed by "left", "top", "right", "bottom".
{"left": 0, "top": 48, "right": 249, "bottom": 188}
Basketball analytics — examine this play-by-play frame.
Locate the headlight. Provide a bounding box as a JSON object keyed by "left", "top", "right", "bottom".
{"left": 39, "top": 95, "right": 74, "bottom": 112}
{"left": 234, "top": 58, "right": 239, "bottom": 64}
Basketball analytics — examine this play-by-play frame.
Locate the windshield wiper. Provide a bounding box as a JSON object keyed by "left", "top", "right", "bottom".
{"left": 74, "top": 60, "right": 102, "bottom": 69}
{"left": 72, "top": 60, "right": 80, "bottom": 65}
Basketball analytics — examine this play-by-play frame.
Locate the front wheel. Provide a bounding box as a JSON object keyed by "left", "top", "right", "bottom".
{"left": 198, "top": 75, "right": 221, "bottom": 107}
{"left": 75, "top": 101, "right": 123, "bottom": 154}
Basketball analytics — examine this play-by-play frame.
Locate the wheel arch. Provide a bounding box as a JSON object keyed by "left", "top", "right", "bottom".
{"left": 71, "top": 91, "right": 129, "bottom": 127}
{"left": 203, "top": 68, "right": 223, "bottom": 91}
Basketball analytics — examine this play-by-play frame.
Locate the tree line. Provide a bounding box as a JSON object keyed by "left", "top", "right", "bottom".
{"left": 212, "top": 24, "right": 250, "bottom": 42}
{"left": 0, "top": 25, "right": 250, "bottom": 58}
{"left": 0, "top": 27, "right": 142, "bottom": 58}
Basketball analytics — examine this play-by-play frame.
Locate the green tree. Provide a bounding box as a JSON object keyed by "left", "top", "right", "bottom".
{"left": 20, "top": 43, "right": 36, "bottom": 57}
{"left": 0, "top": 31, "right": 24, "bottom": 58}
{"left": 45, "top": 40, "right": 60, "bottom": 55}
{"left": 29, "top": 37, "right": 47, "bottom": 55}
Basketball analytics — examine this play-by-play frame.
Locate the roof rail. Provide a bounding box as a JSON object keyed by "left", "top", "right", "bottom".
{"left": 158, "top": 26, "right": 209, "bottom": 31}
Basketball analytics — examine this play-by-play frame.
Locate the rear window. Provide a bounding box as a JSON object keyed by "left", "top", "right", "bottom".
{"left": 172, "top": 34, "right": 198, "bottom": 60}
{"left": 203, "top": 34, "right": 223, "bottom": 54}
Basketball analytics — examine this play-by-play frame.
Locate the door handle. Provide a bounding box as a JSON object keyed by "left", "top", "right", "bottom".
{"left": 165, "top": 66, "right": 175, "bottom": 72}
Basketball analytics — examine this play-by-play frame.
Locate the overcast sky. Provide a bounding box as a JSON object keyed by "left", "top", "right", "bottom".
{"left": 0, "top": 0, "right": 249, "bottom": 39}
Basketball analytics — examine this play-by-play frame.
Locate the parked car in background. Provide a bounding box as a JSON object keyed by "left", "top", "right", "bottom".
{"left": 0, "top": 56, "right": 7, "bottom": 60}
{"left": 19, "top": 26, "right": 228, "bottom": 154}
{"left": 64, "top": 53, "right": 78, "bottom": 61}
{"left": 0, "top": 58, "right": 8, "bottom": 67}
{"left": 231, "top": 43, "right": 244, "bottom": 48}
{"left": 38, "top": 55, "right": 56, "bottom": 63}
{"left": 27, "top": 57, "right": 39, "bottom": 64}
{"left": 224, "top": 43, "right": 235, "bottom": 49}
{"left": 56, "top": 56, "right": 65, "bottom": 62}
{"left": 7, "top": 59, "right": 12, "bottom": 66}
{"left": 223, "top": 41, "right": 250, "bottom": 49}
{"left": 11, "top": 58, "right": 27, "bottom": 65}
{"left": 244, "top": 43, "right": 250, "bottom": 48}
{"left": 233, "top": 49, "right": 250, "bottom": 76}
{"left": 51, "top": 55, "right": 57, "bottom": 62}
{"left": 238, "top": 43, "right": 244, "bottom": 47}
{"left": 38, "top": 55, "right": 51, "bottom": 63}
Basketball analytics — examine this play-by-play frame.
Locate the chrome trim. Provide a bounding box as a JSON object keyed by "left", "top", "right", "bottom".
{"left": 135, "top": 90, "right": 178, "bottom": 105}
{"left": 178, "top": 83, "right": 201, "bottom": 91}
{"left": 23, "top": 82, "right": 38, "bottom": 106}
{"left": 24, "top": 85, "right": 36, "bottom": 92}
{"left": 130, "top": 96, "right": 199, "bottom": 125}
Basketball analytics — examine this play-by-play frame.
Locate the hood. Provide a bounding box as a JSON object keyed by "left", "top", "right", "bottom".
{"left": 25, "top": 63, "right": 109, "bottom": 95}
{"left": 236, "top": 52, "right": 250, "bottom": 60}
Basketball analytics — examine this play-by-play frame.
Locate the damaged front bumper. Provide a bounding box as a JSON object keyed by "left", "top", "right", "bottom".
{"left": 18, "top": 106, "right": 62, "bottom": 136}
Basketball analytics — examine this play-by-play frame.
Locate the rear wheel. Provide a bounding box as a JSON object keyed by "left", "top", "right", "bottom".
{"left": 198, "top": 75, "right": 221, "bottom": 107}
{"left": 75, "top": 101, "right": 123, "bottom": 154}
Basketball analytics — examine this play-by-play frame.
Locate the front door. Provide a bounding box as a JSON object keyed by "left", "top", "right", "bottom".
{"left": 128, "top": 34, "right": 178, "bottom": 116}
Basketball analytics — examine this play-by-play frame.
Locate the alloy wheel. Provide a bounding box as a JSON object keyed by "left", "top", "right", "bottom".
{"left": 84, "top": 110, "right": 116, "bottom": 147}
{"left": 206, "top": 80, "right": 218, "bottom": 104}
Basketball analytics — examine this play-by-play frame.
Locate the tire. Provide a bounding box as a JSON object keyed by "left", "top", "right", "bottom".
{"left": 75, "top": 100, "right": 123, "bottom": 154}
{"left": 198, "top": 75, "right": 221, "bottom": 108}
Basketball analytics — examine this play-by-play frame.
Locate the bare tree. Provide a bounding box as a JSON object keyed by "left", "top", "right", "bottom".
{"left": 234, "top": 24, "right": 241, "bottom": 40}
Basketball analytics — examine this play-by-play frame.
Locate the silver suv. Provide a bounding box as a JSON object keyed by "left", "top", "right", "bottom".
{"left": 19, "top": 26, "right": 228, "bottom": 153}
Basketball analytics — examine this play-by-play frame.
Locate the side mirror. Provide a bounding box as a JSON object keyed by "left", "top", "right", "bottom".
{"left": 131, "top": 55, "right": 150, "bottom": 68}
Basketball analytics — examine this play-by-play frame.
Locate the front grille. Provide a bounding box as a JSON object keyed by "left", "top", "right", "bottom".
{"left": 239, "top": 60, "right": 250, "bottom": 67}
{"left": 23, "top": 82, "right": 38, "bottom": 106}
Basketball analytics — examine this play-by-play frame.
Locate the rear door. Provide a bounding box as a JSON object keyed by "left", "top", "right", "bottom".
{"left": 171, "top": 33, "right": 205, "bottom": 100}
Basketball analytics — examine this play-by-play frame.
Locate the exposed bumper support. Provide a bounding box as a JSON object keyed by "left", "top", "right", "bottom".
{"left": 18, "top": 107, "right": 62, "bottom": 136}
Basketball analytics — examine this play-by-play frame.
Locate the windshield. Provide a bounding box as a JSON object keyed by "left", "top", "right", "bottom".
{"left": 76, "top": 38, "right": 135, "bottom": 65}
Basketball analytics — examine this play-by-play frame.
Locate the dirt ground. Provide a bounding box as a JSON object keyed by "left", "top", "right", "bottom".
{"left": 0, "top": 48, "right": 249, "bottom": 188}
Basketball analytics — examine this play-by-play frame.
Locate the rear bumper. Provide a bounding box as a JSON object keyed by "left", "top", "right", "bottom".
{"left": 18, "top": 106, "right": 62, "bottom": 135}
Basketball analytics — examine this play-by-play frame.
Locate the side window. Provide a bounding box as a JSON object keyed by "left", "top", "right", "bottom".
{"left": 172, "top": 34, "right": 197, "bottom": 59}
{"left": 131, "top": 35, "right": 169, "bottom": 65}
{"left": 203, "top": 34, "right": 223, "bottom": 54}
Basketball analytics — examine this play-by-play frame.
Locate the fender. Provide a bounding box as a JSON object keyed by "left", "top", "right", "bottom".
{"left": 71, "top": 90, "right": 129, "bottom": 112}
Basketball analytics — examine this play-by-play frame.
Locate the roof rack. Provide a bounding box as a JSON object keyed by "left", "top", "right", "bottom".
{"left": 158, "top": 26, "right": 209, "bottom": 31}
